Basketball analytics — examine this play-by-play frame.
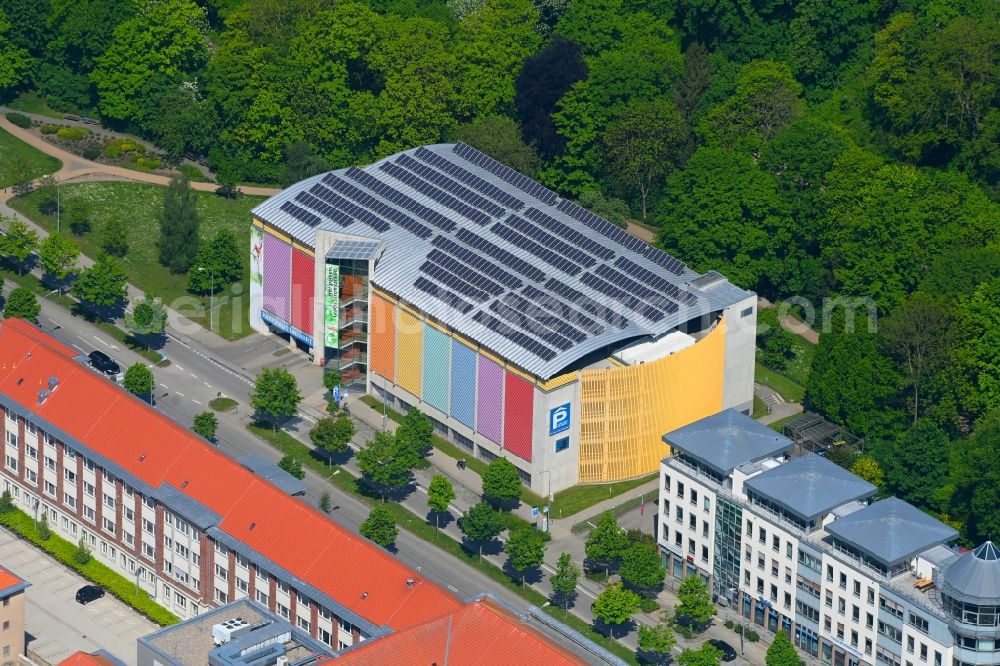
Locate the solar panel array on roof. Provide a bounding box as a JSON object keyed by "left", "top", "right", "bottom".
{"left": 454, "top": 142, "right": 559, "bottom": 205}
{"left": 396, "top": 153, "right": 506, "bottom": 217}
{"left": 414, "top": 147, "right": 525, "bottom": 210}
{"left": 254, "top": 143, "right": 752, "bottom": 378}
{"left": 327, "top": 239, "right": 381, "bottom": 261}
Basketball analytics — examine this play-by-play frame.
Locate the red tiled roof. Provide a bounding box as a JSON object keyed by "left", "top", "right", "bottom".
{"left": 0, "top": 319, "right": 461, "bottom": 630}
{"left": 328, "top": 599, "right": 585, "bottom": 665}
{"left": 58, "top": 652, "right": 117, "bottom": 666}
{"left": 0, "top": 565, "right": 25, "bottom": 594}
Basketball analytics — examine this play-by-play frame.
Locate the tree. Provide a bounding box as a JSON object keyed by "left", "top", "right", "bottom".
{"left": 38, "top": 232, "right": 79, "bottom": 289}
{"left": 585, "top": 511, "right": 629, "bottom": 574}
{"left": 676, "top": 644, "right": 723, "bottom": 666}
{"left": 884, "top": 420, "right": 949, "bottom": 510}
{"left": 638, "top": 623, "right": 677, "bottom": 665}
{"left": 91, "top": 0, "right": 209, "bottom": 123}
{"left": 456, "top": 116, "right": 540, "bottom": 176}
{"left": 101, "top": 215, "right": 129, "bottom": 257}
{"left": 360, "top": 506, "right": 398, "bottom": 548}
{"left": 319, "top": 491, "right": 332, "bottom": 513}
{"left": 158, "top": 175, "right": 201, "bottom": 273}
{"left": 188, "top": 229, "right": 243, "bottom": 292}
{"left": 578, "top": 189, "right": 631, "bottom": 227}
{"left": 37, "top": 176, "right": 58, "bottom": 215}
{"left": 767, "top": 630, "right": 804, "bottom": 666}
{"left": 504, "top": 528, "right": 546, "bottom": 587}
{"left": 603, "top": 98, "right": 687, "bottom": 220}
{"left": 514, "top": 35, "right": 586, "bottom": 159}
{"left": 0, "top": 8, "right": 31, "bottom": 89}
{"left": 309, "top": 415, "right": 355, "bottom": 458}
{"left": 674, "top": 41, "right": 712, "bottom": 121}
{"left": 675, "top": 575, "right": 716, "bottom": 630}
{"left": 250, "top": 368, "right": 302, "bottom": 433}
{"left": 73, "top": 537, "right": 92, "bottom": 565}
{"left": 619, "top": 543, "right": 665, "bottom": 593}
{"left": 281, "top": 141, "right": 329, "bottom": 189}
{"left": 0, "top": 490, "right": 12, "bottom": 513}
{"left": 550, "top": 552, "right": 580, "bottom": 611}
{"left": 192, "top": 411, "right": 218, "bottom": 441}
{"left": 125, "top": 295, "right": 167, "bottom": 348}
{"left": 427, "top": 474, "right": 456, "bottom": 535}
{"left": 3, "top": 288, "right": 39, "bottom": 320}
{"left": 277, "top": 454, "right": 305, "bottom": 480}
{"left": 37, "top": 512, "right": 51, "bottom": 540}
{"left": 395, "top": 408, "right": 433, "bottom": 467}
{"left": 66, "top": 200, "right": 92, "bottom": 236}
{"left": 71, "top": 254, "right": 128, "bottom": 311}
{"left": 482, "top": 457, "right": 521, "bottom": 509}
{"left": 951, "top": 409, "right": 1000, "bottom": 542}
{"left": 0, "top": 219, "right": 38, "bottom": 274}
{"left": 123, "top": 363, "right": 154, "bottom": 400}
{"left": 458, "top": 501, "right": 505, "bottom": 558}
{"left": 356, "top": 431, "right": 413, "bottom": 502}
{"left": 880, "top": 294, "right": 952, "bottom": 424}
{"left": 591, "top": 582, "right": 639, "bottom": 636}
{"left": 849, "top": 456, "right": 884, "bottom": 490}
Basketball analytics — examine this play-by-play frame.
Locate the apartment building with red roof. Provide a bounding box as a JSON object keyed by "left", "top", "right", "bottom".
{"left": 0, "top": 318, "right": 461, "bottom": 650}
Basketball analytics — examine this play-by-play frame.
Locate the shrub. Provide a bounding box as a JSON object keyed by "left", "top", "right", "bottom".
{"left": 136, "top": 156, "right": 162, "bottom": 170}
{"left": 104, "top": 144, "right": 122, "bottom": 159}
{"left": 5, "top": 112, "right": 32, "bottom": 128}
{"left": 73, "top": 538, "right": 92, "bottom": 565}
{"left": 638, "top": 597, "right": 659, "bottom": 613}
{"left": 57, "top": 126, "right": 89, "bottom": 141}
{"left": 725, "top": 619, "right": 735, "bottom": 629}
{"left": 37, "top": 514, "right": 51, "bottom": 540}
{"left": 40, "top": 124, "right": 59, "bottom": 135}
{"left": 744, "top": 628, "right": 760, "bottom": 642}
{"left": 80, "top": 141, "right": 101, "bottom": 160}
{"left": 177, "top": 164, "right": 204, "bottom": 182}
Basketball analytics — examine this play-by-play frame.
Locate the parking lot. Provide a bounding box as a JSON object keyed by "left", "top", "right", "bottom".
{"left": 0, "top": 527, "right": 154, "bottom": 665}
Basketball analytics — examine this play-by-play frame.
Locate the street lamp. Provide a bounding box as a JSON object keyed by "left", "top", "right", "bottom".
{"left": 56, "top": 178, "right": 60, "bottom": 233}
{"left": 197, "top": 266, "right": 215, "bottom": 332}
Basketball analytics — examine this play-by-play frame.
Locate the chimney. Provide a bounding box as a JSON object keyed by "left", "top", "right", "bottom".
{"left": 48, "top": 376, "right": 58, "bottom": 391}
{"left": 406, "top": 578, "right": 415, "bottom": 587}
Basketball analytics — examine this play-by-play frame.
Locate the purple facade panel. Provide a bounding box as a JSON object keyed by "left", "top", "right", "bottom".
{"left": 476, "top": 355, "right": 504, "bottom": 445}
{"left": 262, "top": 232, "right": 291, "bottom": 322}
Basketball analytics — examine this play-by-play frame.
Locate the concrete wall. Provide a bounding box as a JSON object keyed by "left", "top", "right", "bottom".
{"left": 722, "top": 295, "right": 757, "bottom": 415}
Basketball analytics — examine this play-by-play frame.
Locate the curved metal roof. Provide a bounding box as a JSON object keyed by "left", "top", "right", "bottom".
{"left": 253, "top": 143, "right": 751, "bottom": 379}
{"left": 744, "top": 453, "right": 877, "bottom": 522}
{"left": 941, "top": 541, "right": 1000, "bottom": 605}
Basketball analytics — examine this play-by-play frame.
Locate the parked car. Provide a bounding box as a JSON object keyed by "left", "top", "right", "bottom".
{"left": 87, "top": 350, "right": 120, "bottom": 377}
{"left": 75, "top": 585, "right": 104, "bottom": 605}
{"left": 707, "top": 639, "right": 737, "bottom": 662}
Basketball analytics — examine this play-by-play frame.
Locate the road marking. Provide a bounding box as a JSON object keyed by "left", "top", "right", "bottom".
{"left": 174, "top": 364, "right": 184, "bottom": 371}
{"left": 175, "top": 392, "right": 184, "bottom": 397}
{"left": 204, "top": 381, "right": 211, "bottom": 388}
{"left": 71, "top": 343, "right": 83, "bottom": 351}
{"left": 159, "top": 383, "right": 168, "bottom": 388}
{"left": 189, "top": 373, "right": 198, "bottom": 378}
{"left": 93, "top": 336, "right": 112, "bottom": 348}
{"left": 192, "top": 399, "right": 203, "bottom": 405}
{"left": 298, "top": 413, "right": 316, "bottom": 424}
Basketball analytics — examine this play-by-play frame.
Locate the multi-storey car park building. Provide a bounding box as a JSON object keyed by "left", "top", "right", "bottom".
{"left": 657, "top": 409, "right": 1000, "bottom": 666}
{"left": 0, "top": 318, "right": 608, "bottom": 663}
{"left": 249, "top": 142, "right": 756, "bottom": 493}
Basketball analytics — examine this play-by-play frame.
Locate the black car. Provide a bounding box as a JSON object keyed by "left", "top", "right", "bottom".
{"left": 707, "top": 639, "right": 737, "bottom": 662}
{"left": 75, "top": 584, "right": 104, "bottom": 604}
{"left": 88, "top": 350, "right": 120, "bottom": 376}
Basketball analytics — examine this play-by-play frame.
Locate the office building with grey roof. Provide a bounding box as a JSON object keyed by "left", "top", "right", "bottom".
{"left": 658, "top": 409, "right": 1000, "bottom": 666}
{"left": 250, "top": 143, "right": 756, "bottom": 493}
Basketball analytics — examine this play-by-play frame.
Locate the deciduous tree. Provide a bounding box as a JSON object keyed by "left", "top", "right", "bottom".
{"left": 591, "top": 582, "right": 639, "bottom": 636}
{"left": 71, "top": 253, "right": 128, "bottom": 311}
{"left": 188, "top": 229, "right": 242, "bottom": 292}
{"left": 310, "top": 415, "right": 355, "bottom": 458}
{"left": 585, "top": 511, "right": 628, "bottom": 574}
{"left": 0, "top": 219, "right": 38, "bottom": 274}
{"left": 550, "top": 552, "right": 580, "bottom": 610}
{"left": 514, "top": 35, "right": 586, "bottom": 159}
{"left": 3, "top": 287, "right": 39, "bottom": 320}
{"left": 766, "top": 629, "right": 804, "bottom": 666}
{"left": 38, "top": 232, "right": 79, "bottom": 288}
{"left": 849, "top": 456, "right": 884, "bottom": 490}
{"left": 360, "top": 506, "right": 398, "bottom": 548}
{"left": 504, "top": 528, "right": 546, "bottom": 587}
{"left": 675, "top": 575, "right": 716, "bottom": 630}
{"left": 456, "top": 116, "right": 540, "bottom": 176}
{"left": 619, "top": 543, "right": 665, "bottom": 593}
{"left": 125, "top": 295, "right": 166, "bottom": 348}
{"left": 427, "top": 474, "right": 456, "bottom": 536}
{"left": 249, "top": 368, "right": 302, "bottom": 433}
{"left": 482, "top": 457, "right": 521, "bottom": 510}
{"left": 357, "top": 431, "right": 413, "bottom": 502}
{"left": 192, "top": 411, "right": 218, "bottom": 441}
{"left": 639, "top": 623, "right": 677, "bottom": 665}
{"left": 277, "top": 454, "right": 305, "bottom": 480}
{"left": 677, "top": 643, "right": 722, "bottom": 666}
{"left": 459, "top": 501, "right": 505, "bottom": 558}
{"left": 123, "top": 363, "right": 154, "bottom": 400}
{"left": 884, "top": 420, "right": 949, "bottom": 510}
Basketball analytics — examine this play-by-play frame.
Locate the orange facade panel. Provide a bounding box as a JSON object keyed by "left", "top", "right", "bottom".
{"left": 578, "top": 317, "right": 728, "bottom": 483}
{"left": 370, "top": 295, "right": 396, "bottom": 382}
{"left": 396, "top": 309, "right": 423, "bottom": 398}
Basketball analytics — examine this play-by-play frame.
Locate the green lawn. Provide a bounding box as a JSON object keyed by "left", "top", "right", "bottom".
{"left": 0, "top": 128, "right": 62, "bottom": 188}
{"left": 755, "top": 361, "right": 806, "bottom": 403}
{"left": 6, "top": 91, "right": 66, "bottom": 119}
{"left": 767, "top": 414, "right": 800, "bottom": 433}
{"left": 10, "top": 182, "right": 264, "bottom": 339}
{"left": 550, "top": 474, "right": 656, "bottom": 519}
{"left": 781, "top": 330, "right": 816, "bottom": 386}
{"left": 752, "top": 395, "right": 769, "bottom": 418}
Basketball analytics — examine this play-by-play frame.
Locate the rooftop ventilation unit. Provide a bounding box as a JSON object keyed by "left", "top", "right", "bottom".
{"left": 212, "top": 617, "right": 250, "bottom": 646}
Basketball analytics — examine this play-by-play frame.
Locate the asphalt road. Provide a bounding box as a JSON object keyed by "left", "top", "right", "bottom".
{"left": 26, "top": 294, "right": 533, "bottom": 617}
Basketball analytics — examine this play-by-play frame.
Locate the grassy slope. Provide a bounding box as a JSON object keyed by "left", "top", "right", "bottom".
{"left": 0, "top": 128, "right": 62, "bottom": 187}
{"left": 10, "top": 182, "right": 264, "bottom": 339}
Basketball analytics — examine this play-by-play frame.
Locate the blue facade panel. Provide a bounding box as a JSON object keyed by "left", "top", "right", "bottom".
{"left": 450, "top": 340, "right": 477, "bottom": 428}
{"left": 422, "top": 325, "right": 450, "bottom": 414}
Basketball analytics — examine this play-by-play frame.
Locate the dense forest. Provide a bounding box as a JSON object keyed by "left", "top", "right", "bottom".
{"left": 2, "top": 0, "right": 1000, "bottom": 544}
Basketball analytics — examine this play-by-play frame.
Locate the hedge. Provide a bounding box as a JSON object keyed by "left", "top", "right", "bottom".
{"left": 40, "top": 124, "right": 59, "bottom": 135}
{"left": 0, "top": 507, "right": 178, "bottom": 626}
{"left": 57, "top": 126, "right": 89, "bottom": 141}
{"left": 5, "top": 112, "right": 32, "bottom": 129}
